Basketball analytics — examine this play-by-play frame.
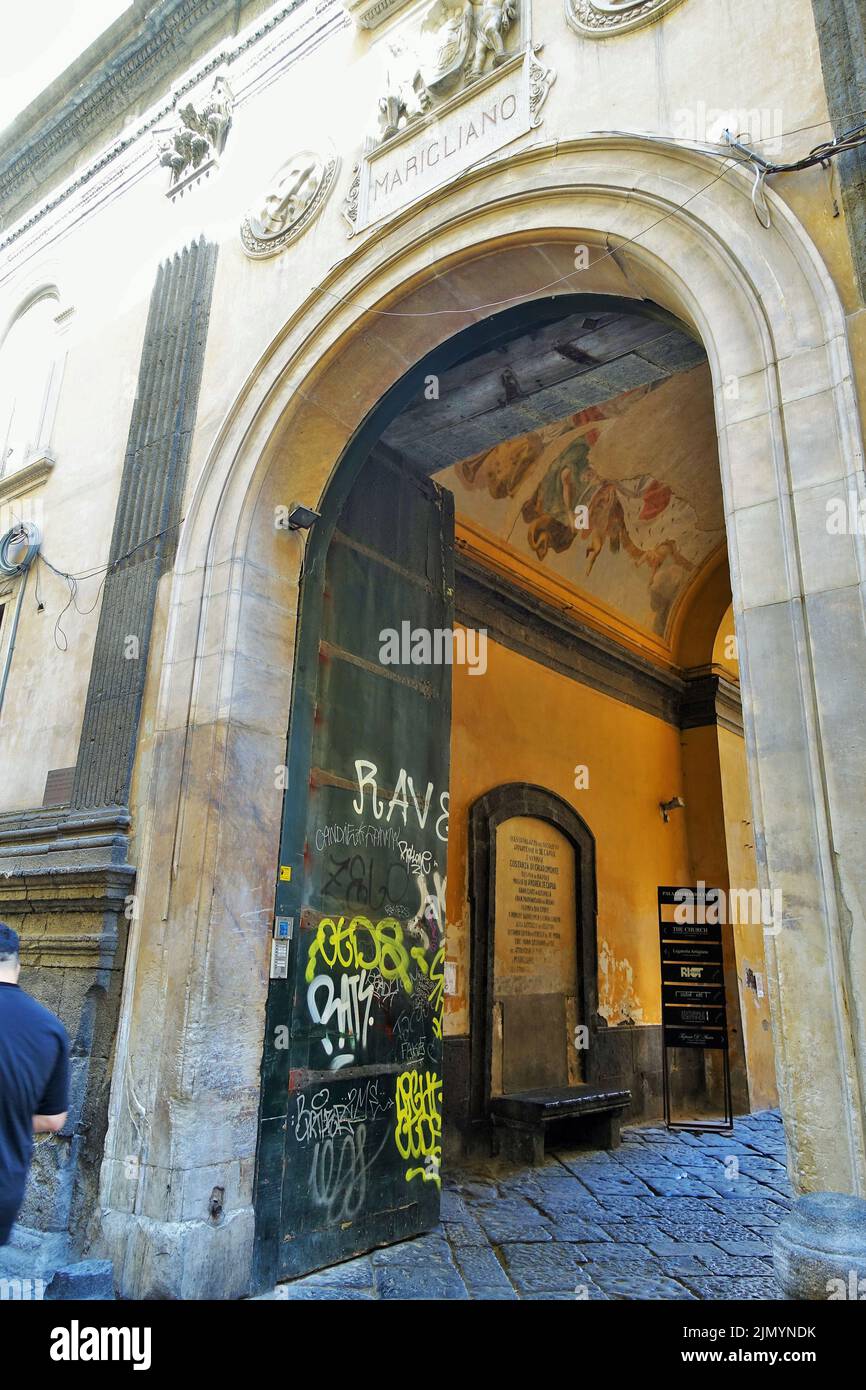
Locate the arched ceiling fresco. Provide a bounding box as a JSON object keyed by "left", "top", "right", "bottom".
{"left": 382, "top": 307, "right": 725, "bottom": 645}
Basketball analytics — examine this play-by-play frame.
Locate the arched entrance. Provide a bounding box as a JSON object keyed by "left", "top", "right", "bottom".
{"left": 98, "top": 138, "right": 866, "bottom": 1300}
{"left": 251, "top": 287, "right": 770, "bottom": 1282}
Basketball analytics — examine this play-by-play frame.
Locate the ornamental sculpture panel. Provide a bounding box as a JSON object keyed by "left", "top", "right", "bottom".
{"left": 154, "top": 75, "right": 233, "bottom": 198}
{"left": 566, "top": 0, "right": 688, "bottom": 37}
{"left": 375, "top": 0, "right": 522, "bottom": 143}
{"left": 240, "top": 149, "right": 339, "bottom": 258}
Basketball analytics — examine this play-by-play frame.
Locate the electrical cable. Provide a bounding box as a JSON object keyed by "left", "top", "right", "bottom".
{"left": 36, "top": 518, "right": 183, "bottom": 650}
{"left": 725, "top": 119, "right": 866, "bottom": 227}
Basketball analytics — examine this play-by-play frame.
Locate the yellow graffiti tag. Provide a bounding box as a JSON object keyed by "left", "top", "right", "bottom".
{"left": 395, "top": 1069, "right": 442, "bottom": 1188}
{"left": 305, "top": 915, "right": 413, "bottom": 992}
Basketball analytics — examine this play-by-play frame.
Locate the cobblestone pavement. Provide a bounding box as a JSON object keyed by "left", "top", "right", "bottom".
{"left": 259, "top": 1110, "right": 791, "bottom": 1301}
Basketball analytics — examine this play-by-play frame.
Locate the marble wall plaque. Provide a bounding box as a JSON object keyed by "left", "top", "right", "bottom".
{"left": 494, "top": 816, "right": 577, "bottom": 997}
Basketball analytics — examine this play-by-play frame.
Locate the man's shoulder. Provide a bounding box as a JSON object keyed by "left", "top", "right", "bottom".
{"left": 0, "top": 986, "right": 67, "bottom": 1043}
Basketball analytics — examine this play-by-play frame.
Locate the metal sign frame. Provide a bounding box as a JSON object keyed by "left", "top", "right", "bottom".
{"left": 658, "top": 885, "right": 733, "bottom": 1134}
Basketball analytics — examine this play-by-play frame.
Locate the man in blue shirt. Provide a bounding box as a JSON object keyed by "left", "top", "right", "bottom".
{"left": 0, "top": 922, "right": 70, "bottom": 1245}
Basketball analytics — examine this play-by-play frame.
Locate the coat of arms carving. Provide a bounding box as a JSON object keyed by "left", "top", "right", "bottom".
{"left": 566, "top": 0, "right": 688, "bottom": 37}
{"left": 240, "top": 148, "right": 339, "bottom": 258}
{"left": 375, "top": 0, "right": 521, "bottom": 143}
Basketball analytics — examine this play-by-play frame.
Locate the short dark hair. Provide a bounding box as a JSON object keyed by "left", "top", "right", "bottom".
{"left": 0, "top": 922, "right": 20, "bottom": 964}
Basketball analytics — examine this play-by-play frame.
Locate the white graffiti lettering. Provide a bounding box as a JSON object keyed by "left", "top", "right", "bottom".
{"left": 307, "top": 970, "right": 376, "bottom": 1069}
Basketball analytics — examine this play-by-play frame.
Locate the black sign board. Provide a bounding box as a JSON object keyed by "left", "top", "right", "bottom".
{"left": 658, "top": 885, "right": 733, "bottom": 1132}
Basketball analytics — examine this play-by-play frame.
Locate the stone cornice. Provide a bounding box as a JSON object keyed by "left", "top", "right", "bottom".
{"left": 680, "top": 665, "right": 744, "bottom": 737}
{"left": 0, "top": 455, "right": 55, "bottom": 506}
{"left": 0, "top": 0, "right": 344, "bottom": 251}
{"left": 0, "top": 0, "right": 236, "bottom": 226}
{"left": 342, "top": 0, "right": 410, "bottom": 28}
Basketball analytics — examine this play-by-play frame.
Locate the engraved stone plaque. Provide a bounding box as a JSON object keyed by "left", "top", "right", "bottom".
{"left": 494, "top": 816, "right": 577, "bottom": 997}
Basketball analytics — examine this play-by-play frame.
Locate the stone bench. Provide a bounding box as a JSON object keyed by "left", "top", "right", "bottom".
{"left": 490, "top": 1084, "right": 632, "bottom": 1165}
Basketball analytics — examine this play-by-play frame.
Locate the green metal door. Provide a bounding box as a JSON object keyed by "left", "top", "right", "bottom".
{"left": 254, "top": 448, "right": 454, "bottom": 1284}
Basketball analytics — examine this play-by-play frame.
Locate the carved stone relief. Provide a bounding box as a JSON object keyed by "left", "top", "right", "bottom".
{"left": 240, "top": 148, "right": 339, "bottom": 258}
{"left": 153, "top": 74, "right": 233, "bottom": 199}
{"left": 374, "top": 0, "right": 522, "bottom": 144}
{"left": 566, "top": 0, "right": 688, "bottom": 37}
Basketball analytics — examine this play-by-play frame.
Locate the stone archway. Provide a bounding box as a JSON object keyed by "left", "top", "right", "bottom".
{"left": 99, "top": 136, "right": 866, "bottom": 1299}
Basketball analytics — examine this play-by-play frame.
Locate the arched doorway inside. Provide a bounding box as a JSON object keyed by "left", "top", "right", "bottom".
{"left": 252, "top": 292, "right": 774, "bottom": 1286}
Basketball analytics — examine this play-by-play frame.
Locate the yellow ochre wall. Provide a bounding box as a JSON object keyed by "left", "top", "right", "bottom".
{"left": 445, "top": 629, "right": 692, "bottom": 1036}
{"left": 445, "top": 620, "right": 778, "bottom": 1112}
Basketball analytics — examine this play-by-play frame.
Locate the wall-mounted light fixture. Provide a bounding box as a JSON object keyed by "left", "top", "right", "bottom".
{"left": 285, "top": 501, "right": 320, "bottom": 531}
{"left": 659, "top": 795, "right": 686, "bottom": 824}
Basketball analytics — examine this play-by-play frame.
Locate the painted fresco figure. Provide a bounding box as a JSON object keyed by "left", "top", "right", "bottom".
{"left": 521, "top": 431, "right": 602, "bottom": 560}
{"left": 456, "top": 430, "right": 545, "bottom": 498}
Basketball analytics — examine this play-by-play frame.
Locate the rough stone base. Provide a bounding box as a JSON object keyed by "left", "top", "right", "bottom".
{"left": 0, "top": 1224, "right": 115, "bottom": 1300}
{"left": 100, "top": 1206, "right": 256, "bottom": 1301}
{"left": 772, "top": 1192, "right": 866, "bottom": 1300}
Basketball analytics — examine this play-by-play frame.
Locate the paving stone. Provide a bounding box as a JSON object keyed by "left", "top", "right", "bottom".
{"left": 644, "top": 1239, "right": 731, "bottom": 1259}
{"left": 580, "top": 1248, "right": 657, "bottom": 1271}
{"left": 586, "top": 1197, "right": 653, "bottom": 1219}
{"left": 694, "top": 1256, "right": 776, "bottom": 1277}
{"left": 591, "top": 1272, "right": 697, "bottom": 1300}
{"left": 713, "top": 1238, "right": 773, "bottom": 1257}
{"left": 482, "top": 1222, "right": 554, "bottom": 1245}
{"left": 288, "top": 1257, "right": 374, "bottom": 1290}
{"left": 500, "top": 1242, "right": 585, "bottom": 1292}
{"left": 522, "top": 1288, "right": 608, "bottom": 1300}
{"left": 375, "top": 1265, "right": 468, "bottom": 1299}
{"left": 657, "top": 1221, "right": 753, "bottom": 1243}
{"left": 544, "top": 1216, "right": 613, "bottom": 1243}
{"left": 657, "top": 1257, "right": 713, "bottom": 1277}
{"left": 458, "top": 1180, "right": 499, "bottom": 1203}
{"left": 453, "top": 1245, "right": 513, "bottom": 1292}
{"left": 681, "top": 1276, "right": 782, "bottom": 1300}
{"left": 280, "top": 1287, "right": 376, "bottom": 1300}
{"left": 642, "top": 1177, "right": 720, "bottom": 1198}
{"left": 440, "top": 1190, "right": 472, "bottom": 1222}
{"left": 706, "top": 1180, "right": 786, "bottom": 1201}
{"left": 371, "top": 1236, "right": 453, "bottom": 1267}
{"left": 598, "top": 1222, "right": 667, "bottom": 1243}
{"left": 581, "top": 1183, "right": 655, "bottom": 1203}
{"left": 443, "top": 1217, "right": 488, "bottom": 1247}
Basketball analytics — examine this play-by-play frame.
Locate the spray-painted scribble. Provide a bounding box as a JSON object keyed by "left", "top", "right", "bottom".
{"left": 315, "top": 822, "right": 402, "bottom": 852}
{"left": 292, "top": 1082, "right": 393, "bottom": 1146}
{"left": 321, "top": 851, "right": 410, "bottom": 911}
{"left": 306, "top": 914, "right": 414, "bottom": 993}
{"left": 353, "top": 759, "right": 449, "bottom": 843}
{"left": 309, "top": 1124, "right": 390, "bottom": 1222}
{"left": 394, "top": 1069, "right": 442, "bottom": 1188}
